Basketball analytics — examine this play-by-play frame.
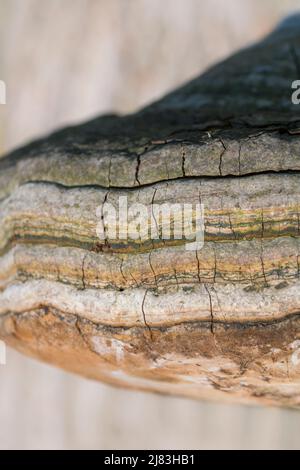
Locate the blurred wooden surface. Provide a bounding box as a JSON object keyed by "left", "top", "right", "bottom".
{"left": 1, "top": 0, "right": 300, "bottom": 449}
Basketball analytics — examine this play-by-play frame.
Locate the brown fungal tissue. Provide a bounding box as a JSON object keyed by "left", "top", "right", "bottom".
{"left": 1, "top": 16, "right": 300, "bottom": 407}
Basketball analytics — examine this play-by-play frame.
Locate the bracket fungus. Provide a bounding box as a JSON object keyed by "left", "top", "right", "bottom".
{"left": 1, "top": 16, "right": 300, "bottom": 407}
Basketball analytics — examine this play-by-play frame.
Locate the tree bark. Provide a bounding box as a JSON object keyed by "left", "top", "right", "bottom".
{"left": 1, "top": 16, "right": 300, "bottom": 407}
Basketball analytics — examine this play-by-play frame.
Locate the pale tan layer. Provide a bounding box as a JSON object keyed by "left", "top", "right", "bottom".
{"left": 0, "top": 278, "right": 299, "bottom": 327}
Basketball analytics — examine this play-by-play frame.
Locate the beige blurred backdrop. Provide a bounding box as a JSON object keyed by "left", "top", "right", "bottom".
{"left": 1, "top": 0, "right": 300, "bottom": 450}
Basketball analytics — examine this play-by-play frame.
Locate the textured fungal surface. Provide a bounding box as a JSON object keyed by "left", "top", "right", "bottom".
{"left": 2, "top": 17, "right": 300, "bottom": 407}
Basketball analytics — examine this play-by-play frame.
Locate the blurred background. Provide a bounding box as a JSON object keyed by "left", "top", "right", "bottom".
{"left": 1, "top": 0, "right": 300, "bottom": 450}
